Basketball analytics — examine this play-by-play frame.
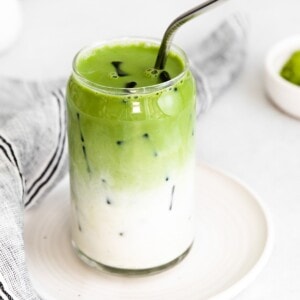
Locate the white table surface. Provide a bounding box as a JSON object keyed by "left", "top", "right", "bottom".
{"left": 1, "top": 0, "right": 300, "bottom": 299}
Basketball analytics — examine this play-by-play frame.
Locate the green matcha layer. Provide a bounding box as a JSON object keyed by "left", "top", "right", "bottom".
{"left": 74, "top": 41, "right": 184, "bottom": 88}
{"left": 67, "top": 40, "right": 196, "bottom": 190}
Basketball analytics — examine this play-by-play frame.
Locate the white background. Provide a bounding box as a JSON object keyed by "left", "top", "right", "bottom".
{"left": 1, "top": 0, "right": 300, "bottom": 299}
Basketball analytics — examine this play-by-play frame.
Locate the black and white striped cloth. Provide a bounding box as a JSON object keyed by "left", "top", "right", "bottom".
{"left": 0, "top": 15, "right": 246, "bottom": 300}
{"left": 0, "top": 79, "right": 67, "bottom": 300}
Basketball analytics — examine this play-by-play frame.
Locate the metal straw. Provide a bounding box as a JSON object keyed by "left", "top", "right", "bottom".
{"left": 154, "top": 0, "right": 229, "bottom": 70}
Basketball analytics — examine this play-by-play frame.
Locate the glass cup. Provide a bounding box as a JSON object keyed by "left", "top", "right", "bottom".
{"left": 66, "top": 37, "right": 196, "bottom": 275}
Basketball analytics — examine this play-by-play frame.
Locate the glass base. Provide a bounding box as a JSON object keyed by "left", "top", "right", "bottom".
{"left": 72, "top": 241, "right": 193, "bottom": 276}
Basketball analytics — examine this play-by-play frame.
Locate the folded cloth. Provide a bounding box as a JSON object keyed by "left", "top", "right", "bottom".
{"left": 191, "top": 13, "right": 248, "bottom": 113}
{"left": 0, "top": 14, "right": 247, "bottom": 300}
{"left": 0, "top": 79, "right": 67, "bottom": 300}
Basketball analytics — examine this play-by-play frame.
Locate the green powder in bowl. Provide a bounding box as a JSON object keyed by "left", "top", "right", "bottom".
{"left": 280, "top": 50, "right": 300, "bottom": 86}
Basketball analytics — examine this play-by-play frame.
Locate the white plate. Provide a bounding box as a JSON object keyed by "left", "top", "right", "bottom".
{"left": 24, "top": 164, "right": 273, "bottom": 300}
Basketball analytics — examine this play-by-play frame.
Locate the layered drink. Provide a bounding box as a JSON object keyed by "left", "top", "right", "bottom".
{"left": 66, "top": 38, "right": 196, "bottom": 273}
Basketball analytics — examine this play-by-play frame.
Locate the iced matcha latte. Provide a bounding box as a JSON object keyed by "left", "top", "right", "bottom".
{"left": 67, "top": 38, "right": 196, "bottom": 273}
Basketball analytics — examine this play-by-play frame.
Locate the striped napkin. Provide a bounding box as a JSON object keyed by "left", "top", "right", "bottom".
{"left": 0, "top": 14, "right": 247, "bottom": 300}
{"left": 0, "top": 79, "right": 67, "bottom": 300}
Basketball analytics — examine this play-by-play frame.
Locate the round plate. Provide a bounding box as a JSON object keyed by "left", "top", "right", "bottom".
{"left": 24, "top": 164, "right": 273, "bottom": 300}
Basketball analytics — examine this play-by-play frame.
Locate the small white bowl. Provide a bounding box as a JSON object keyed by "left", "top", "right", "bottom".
{"left": 265, "top": 36, "right": 300, "bottom": 119}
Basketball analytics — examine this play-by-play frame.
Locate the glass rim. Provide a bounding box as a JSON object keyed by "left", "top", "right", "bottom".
{"left": 72, "top": 37, "right": 190, "bottom": 95}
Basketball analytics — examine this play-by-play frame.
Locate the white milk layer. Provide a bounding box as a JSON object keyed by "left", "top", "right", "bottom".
{"left": 71, "top": 163, "right": 195, "bottom": 270}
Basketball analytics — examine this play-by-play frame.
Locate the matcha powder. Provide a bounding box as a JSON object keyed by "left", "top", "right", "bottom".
{"left": 280, "top": 50, "right": 300, "bottom": 86}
